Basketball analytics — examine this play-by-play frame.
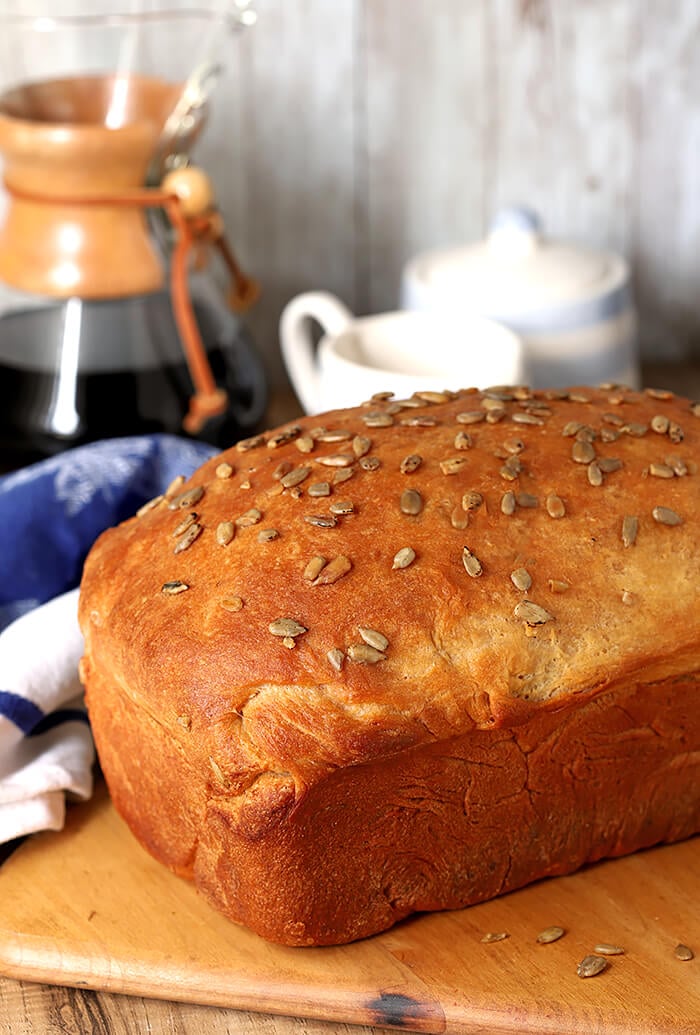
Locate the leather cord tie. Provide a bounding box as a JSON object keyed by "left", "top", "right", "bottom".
{"left": 6, "top": 180, "right": 259, "bottom": 434}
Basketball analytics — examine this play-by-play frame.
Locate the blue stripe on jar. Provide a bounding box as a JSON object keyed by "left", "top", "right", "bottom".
{"left": 481, "top": 284, "right": 632, "bottom": 335}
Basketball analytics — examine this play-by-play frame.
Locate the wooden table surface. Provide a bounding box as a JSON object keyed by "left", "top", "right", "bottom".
{"left": 0, "top": 979, "right": 380, "bottom": 1034}
{"left": 2, "top": 364, "right": 698, "bottom": 1035}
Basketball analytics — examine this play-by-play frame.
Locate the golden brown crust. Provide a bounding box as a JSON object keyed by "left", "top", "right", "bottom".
{"left": 78, "top": 384, "right": 700, "bottom": 943}
{"left": 190, "top": 671, "right": 698, "bottom": 946}
{"left": 85, "top": 653, "right": 699, "bottom": 945}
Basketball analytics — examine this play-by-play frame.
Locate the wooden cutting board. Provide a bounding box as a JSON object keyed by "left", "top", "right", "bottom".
{"left": 0, "top": 779, "right": 698, "bottom": 1035}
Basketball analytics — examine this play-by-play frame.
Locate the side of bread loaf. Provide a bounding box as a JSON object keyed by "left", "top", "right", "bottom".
{"left": 78, "top": 385, "right": 700, "bottom": 945}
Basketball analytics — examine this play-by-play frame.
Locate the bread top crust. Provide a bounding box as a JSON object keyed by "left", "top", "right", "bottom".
{"left": 79, "top": 386, "right": 700, "bottom": 792}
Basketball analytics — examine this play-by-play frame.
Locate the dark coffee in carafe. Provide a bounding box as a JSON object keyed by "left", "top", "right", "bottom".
{"left": 0, "top": 288, "right": 267, "bottom": 469}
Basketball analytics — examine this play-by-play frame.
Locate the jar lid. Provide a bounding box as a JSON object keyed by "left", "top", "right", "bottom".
{"left": 405, "top": 207, "right": 629, "bottom": 319}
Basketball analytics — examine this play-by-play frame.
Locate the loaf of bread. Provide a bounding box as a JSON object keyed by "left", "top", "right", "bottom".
{"left": 78, "top": 384, "right": 700, "bottom": 946}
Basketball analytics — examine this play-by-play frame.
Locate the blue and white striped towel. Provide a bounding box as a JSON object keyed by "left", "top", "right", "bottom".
{"left": 0, "top": 434, "right": 216, "bottom": 842}
{"left": 0, "top": 588, "right": 90, "bottom": 840}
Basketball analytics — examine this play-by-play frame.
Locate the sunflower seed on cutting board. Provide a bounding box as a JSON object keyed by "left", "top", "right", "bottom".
{"left": 577, "top": 955, "right": 608, "bottom": 978}
{"left": 536, "top": 926, "right": 565, "bottom": 944}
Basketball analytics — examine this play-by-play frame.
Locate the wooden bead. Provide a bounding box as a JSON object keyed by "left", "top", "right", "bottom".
{"left": 162, "top": 166, "right": 214, "bottom": 217}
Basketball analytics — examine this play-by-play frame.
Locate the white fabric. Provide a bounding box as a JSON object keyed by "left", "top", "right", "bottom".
{"left": 0, "top": 588, "right": 93, "bottom": 841}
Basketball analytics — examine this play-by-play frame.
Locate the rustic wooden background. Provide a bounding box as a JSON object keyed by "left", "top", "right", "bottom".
{"left": 200, "top": 0, "right": 700, "bottom": 386}
{"left": 4, "top": 0, "right": 700, "bottom": 388}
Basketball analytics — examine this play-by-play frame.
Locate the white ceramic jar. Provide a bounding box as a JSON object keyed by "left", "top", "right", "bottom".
{"left": 400, "top": 207, "right": 639, "bottom": 389}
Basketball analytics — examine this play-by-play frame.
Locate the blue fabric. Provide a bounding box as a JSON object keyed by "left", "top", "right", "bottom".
{"left": 0, "top": 689, "right": 44, "bottom": 735}
{"left": 0, "top": 434, "right": 216, "bottom": 634}
{"left": 27, "top": 708, "right": 92, "bottom": 738}
{"left": 0, "top": 690, "right": 89, "bottom": 737}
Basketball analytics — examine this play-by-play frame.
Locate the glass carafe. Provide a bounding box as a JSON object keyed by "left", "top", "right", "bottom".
{"left": 0, "top": 2, "right": 266, "bottom": 469}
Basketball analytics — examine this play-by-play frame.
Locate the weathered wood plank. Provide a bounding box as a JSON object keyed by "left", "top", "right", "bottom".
{"left": 628, "top": 0, "right": 700, "bottom": 360}
{"left": 489, "top": 0, "right": 635, "bottom": 250}
{"left": 362, "top": 0, "right": 490, "bottom": 314}
{"left": 200, "top": 0, "right": 358, "bottom": 386}
{"left": 0, "top": 978, "right": 380, "bottom": 1035}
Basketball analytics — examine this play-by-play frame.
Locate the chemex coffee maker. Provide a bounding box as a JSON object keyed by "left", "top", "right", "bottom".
{"left": 0, "top": 1, "right": 267, "bottom": 468}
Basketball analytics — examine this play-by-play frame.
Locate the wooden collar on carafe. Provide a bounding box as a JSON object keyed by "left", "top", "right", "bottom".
{"left": 6, "top": 165, "right": 260, "bottom": 434}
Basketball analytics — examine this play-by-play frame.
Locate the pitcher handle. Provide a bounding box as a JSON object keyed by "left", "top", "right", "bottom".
{"left": 279, "top": 291, "right": 354, "bottom": 413}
